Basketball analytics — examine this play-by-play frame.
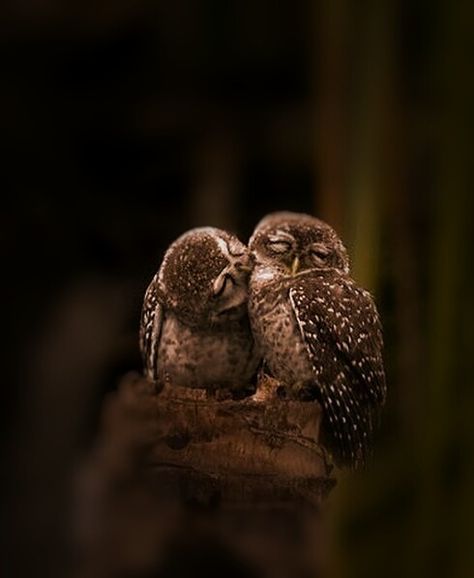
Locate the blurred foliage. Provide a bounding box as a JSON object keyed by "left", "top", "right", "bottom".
{"left": 2, "top": 1, "right": 473, "bottom": 577}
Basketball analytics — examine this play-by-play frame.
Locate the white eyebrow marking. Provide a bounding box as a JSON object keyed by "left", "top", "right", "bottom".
{"left": 215, "top": 235, "right": 247, "bottom": 269}
{"left": 215, "top": 236, "right": 230, "bottom": 256}
{"left": 269, "top": 230, "right": 295, "bottom": 242}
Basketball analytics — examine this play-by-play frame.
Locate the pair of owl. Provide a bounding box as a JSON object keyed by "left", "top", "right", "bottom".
{"left": 140, "top": 212, "right": 386, "bottom": 468}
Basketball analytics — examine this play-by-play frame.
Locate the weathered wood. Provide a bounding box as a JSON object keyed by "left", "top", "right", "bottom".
{"left": 76, "top": 373, "right": 335, "bottom": 578}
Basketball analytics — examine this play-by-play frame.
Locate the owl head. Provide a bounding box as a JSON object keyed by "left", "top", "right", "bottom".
{"left": 249, "top": 211, "right": 349, "bottom": 281}
{"left": 158, "top": 227, "right": 253, "bottom": 326}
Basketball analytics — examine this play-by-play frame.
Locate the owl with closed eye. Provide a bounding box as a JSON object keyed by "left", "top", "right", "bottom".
{"left": 140, "top": 227, "right": 259, "bottom": 392}
{"left": 248, "top": 212, "right": 386, "bottom": 468}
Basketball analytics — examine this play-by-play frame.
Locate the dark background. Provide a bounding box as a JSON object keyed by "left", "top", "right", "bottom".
{"left": 2, "top": 1, "right": 473, "bottom": 577}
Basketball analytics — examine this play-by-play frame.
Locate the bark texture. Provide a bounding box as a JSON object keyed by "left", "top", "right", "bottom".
{"left": 76, "top": 373, "right": 336, "bottom": 578}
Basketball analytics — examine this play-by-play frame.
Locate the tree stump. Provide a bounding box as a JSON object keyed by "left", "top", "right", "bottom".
{"left": 76, "top": 373, "right": 336, "bottom": 578}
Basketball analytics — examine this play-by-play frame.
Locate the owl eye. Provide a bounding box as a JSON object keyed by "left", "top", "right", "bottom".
{"left": 213, "top": 273, "right": 235, "bottom": 297}
{"left": 268, "top": 240, "right": 292, "bottom": 254}
{"left": 311, "top": 246, "right": 330, "bottom": 260}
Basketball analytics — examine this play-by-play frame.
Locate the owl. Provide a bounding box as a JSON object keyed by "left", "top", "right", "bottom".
{"left": 140, "top": 227, "right": 260, "bottom": 392}
{"left": 248, "top": 212, "right": 386, "bottom": 468}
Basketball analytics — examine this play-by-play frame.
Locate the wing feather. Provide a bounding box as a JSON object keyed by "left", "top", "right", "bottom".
{"left": 139, "top": 273, "right": 164, "bottom": 381}
{"left": 289, "top": 272, "right": 385, "bottom": 467}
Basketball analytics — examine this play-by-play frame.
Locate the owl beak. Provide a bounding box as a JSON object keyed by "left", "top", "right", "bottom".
{"left": 290, "top": 256, "right": 300, "bottom": 275}
{"left": 235, "top": 262, "right": 252, "bottom": 275}
{"left": 239, "top": 262, "right": 253, "bottom": 274}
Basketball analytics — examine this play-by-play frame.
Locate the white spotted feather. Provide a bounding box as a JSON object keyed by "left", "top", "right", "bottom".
{"left": 140, "top": 227, "right": 260, "bottom": 390}
{"left": 139, "top": 272, "right": 164, "bottom": 381}
{"left": 289, "top": 275, "right": 385, "bottom": 467}
{"left": 248, "top": 211, "right": 386, "bottom": 469}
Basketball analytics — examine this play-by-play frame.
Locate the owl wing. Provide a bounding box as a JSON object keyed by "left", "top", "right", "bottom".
{"left": 289, "top": 273, "right": 386, "bottom": 467}
{"left": 139, "top": 273, "right": 164, "bottom": 381}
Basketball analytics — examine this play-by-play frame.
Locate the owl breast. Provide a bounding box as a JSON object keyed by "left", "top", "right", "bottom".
{"left": 157, "top": 314, "right": 258, "bottom": 388}
{"left": 249, "top": 282, "right": 313, "bottom": 386}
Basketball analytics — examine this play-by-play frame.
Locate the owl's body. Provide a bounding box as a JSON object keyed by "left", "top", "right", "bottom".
{"left": 140, "top": 227, "right": 259, "bottom": 390}
{"left": 248, "top": 276, "right": 314, "bottom": 386}
{"left": 154, "top": 311, "right": 257, "bottom": 389}
{"left": 249, "top": 212, "right": 386, "bottom": 468}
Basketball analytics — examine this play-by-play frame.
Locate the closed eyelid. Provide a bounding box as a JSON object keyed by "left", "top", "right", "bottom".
{"left": 267, "top": 240, "right": 292, "bottom": 254}
{"left": 213, "top": 272, "right": 234, "bottom": 296}
{"left": 268, "top": 230, "right": 295, "bottom": 243}
{"left": 310, "top": 243, "right": 330, "bottom": 255}
{"left": 267, "top": 237, "right": 294, "bottom": 249}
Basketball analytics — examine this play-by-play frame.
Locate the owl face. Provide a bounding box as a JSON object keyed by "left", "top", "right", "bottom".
{"left": 159, "top": 227, "right": 253, "bottom": 326}
{"left": 249, "top": 212, "right": 349, "bottom": 281}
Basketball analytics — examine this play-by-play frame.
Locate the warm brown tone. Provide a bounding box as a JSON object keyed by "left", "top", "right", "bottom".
{"left": 77, "top": 373, "right": 335, "bottom": 578}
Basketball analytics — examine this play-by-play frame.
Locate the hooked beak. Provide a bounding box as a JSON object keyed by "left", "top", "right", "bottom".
{"left": 290, "top": 256, "right": 300, "bottom": 276}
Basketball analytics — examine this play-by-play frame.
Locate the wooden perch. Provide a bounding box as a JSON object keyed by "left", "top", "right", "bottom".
{"left": 76, "top": 373, "right": 336, "bottom": 578}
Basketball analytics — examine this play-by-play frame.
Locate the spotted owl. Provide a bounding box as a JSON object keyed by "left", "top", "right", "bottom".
{"left": 248, "top": 212, "right": 386, "bottom": 468}
{"left": 140, "top": 227, "right": 260, "bottom": 392}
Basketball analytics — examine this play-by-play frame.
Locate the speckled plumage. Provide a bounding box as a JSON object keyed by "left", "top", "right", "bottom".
{"left": 248, "top": 212, "right": 386, "bottom": 468}
{"left": 140, "top": 227, "right": 259, "bottom": 390}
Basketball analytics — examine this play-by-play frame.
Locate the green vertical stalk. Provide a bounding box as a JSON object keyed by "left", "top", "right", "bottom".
{"left": 347, "top": 2, "right": 396, "bottom": 293}
{"left": 418, "top": 1, "right": 473, "bottom": 576}
{"left": 322, "top": 2, "right": 399, "bottom": 577}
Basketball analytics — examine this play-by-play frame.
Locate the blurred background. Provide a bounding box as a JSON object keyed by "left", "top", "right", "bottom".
{"left": 2, "top": 0, "right": 473, "bottom": 577}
